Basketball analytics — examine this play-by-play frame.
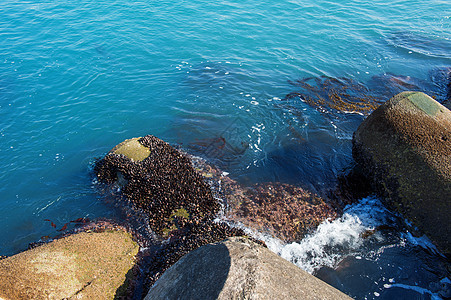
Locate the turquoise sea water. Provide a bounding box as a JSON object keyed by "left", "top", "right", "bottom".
{"left": 1, "top": 0, "right": 450, "bottom": 298}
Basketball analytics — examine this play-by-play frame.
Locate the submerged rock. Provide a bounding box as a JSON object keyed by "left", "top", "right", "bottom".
{"left": 191, "top": 156, "right": 337, "bottom": 242}
{"left": 353, "top": 91, "right": 451, "bottom": 254}
{"left": 0, "top": 229, "right": 139, "bottom": 300}
{"left": 145, "top": 237, "right": 352, "bottom": 300}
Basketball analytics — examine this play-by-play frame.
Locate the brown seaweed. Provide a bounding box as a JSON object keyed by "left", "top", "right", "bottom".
{"left": 285, "top": 73, "right": 443, "bottom": 115}
{"left": 44, "top": 219, "right": 57, "bottom": 229}
{"left": 57, "top": 223, "right": 68, "bottom": 232}
{"left": 285, "top": 75, "right": 383, "bottom": 115}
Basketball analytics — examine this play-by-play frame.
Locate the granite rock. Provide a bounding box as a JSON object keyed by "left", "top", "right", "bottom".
{"left": 353, "top": 91, "right": 451, "bottom": 254}
{"left": 145, "top": 236, "right": 352, "bottom": 300}
{"left": 0, "top": 230, "right": 139, "bottom": 300}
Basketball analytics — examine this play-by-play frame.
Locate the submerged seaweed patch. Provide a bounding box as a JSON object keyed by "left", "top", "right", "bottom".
{"left": 285, "top": 76, "right": 383, "bottom": 115}
{"left": 285, "top": 72, "right": 447, "bottom": 115}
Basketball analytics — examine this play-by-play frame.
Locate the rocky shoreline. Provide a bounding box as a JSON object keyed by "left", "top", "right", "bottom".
{"left": 0, "top": 91, "right": 449, "bottom": 299}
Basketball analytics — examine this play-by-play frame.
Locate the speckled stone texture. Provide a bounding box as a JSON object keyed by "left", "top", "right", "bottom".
{"left": 145, "top": 237, "right": 352, "bottom": 300}
{"left": 353, "top": 91, "right": 451, "bottom": 255}
{"left": 0, "top": 230, "right": 139, "bottom": 300}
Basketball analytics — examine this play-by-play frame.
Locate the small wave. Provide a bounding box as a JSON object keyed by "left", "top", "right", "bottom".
{"left": 265, "top": 196, "right": 393, "bottom": 273}
{"left": 221, "top": 196, "right": 401, "bottom": 274}
{"left": 386, "top": 31, "right": 451, "bottom": 59}
{"left": 401, "top": 232, "right": 442, "bottom": 256}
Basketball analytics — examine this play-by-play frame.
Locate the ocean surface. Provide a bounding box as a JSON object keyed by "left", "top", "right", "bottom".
{"left": 1, "top": 0, "right": 450, "bottom": 298}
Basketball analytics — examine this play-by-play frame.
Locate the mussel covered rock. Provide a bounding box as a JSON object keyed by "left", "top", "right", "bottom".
{"left": 95, "top": 135, "right": 220, "bottom": 236}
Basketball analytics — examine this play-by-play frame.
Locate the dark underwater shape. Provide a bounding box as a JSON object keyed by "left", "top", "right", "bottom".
{"left": 285, "top": 73, "right": 446, "bottom": 116}
{"left": 94, "top": 44, "right": 109, "bottom": 58}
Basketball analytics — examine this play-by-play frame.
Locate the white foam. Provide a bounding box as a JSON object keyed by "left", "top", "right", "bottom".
{"left": 268, "top": 196, "right": 394, "bottom": 273}
{"left": 278, "top": 213, "right": 367, "bottom": 273}
{"left": 402, "top": 232, "right": 441, "bottom": 256}
{"left": 222, "top": 195, "right": 445, "bottom": 280}
{"left": 384, "top": 283, "right": 442, "bottom": 300}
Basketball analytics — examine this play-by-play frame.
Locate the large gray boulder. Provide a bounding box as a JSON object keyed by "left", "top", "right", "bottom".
{"left": 353, "top": 91, "right": 451, "bottom": 254}
{"left": 145, "top": 237, "right": 351, "bottom": 300}
{"left": 0, "top": 229, "right": 139, "bottom": 300}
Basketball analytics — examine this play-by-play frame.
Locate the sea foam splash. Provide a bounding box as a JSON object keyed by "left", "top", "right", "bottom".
{"left": 266, "top": 196, "right": 396, "bottom": 273}
{"left": 223, "top": 195, "right": 450, "bottom": 298}
{"left": 221, "top": 196, "right": 397, "bottom": 273}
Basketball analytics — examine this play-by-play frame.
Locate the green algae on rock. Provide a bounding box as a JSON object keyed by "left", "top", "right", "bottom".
{"left": 111, "top": 137, "right": 151, "bottom": 162}
{"left": 0, "top": 230, "right": 139, "bottom": 300}
{"left": 353, "top": 91, "right": 451, "bottom": 255}
{"left": 145, "top": 237, "right": 352, "bottom": 300}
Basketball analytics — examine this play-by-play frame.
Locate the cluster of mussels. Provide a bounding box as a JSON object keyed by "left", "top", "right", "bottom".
{"left": 95, "top": 135, "right": 221, "bottom": 234}
{"left": 94, "top": 135, "right": 252, "bottom": 292}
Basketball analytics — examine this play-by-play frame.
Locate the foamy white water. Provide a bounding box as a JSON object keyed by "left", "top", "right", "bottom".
{"left": 263, "top": 197, "right": 396, "bottom": 273}
{"left": 229, "top": 196, "right": 450, "bottom": 299}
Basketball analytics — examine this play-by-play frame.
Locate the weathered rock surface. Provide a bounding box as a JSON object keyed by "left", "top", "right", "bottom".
{"left": 145, "top": 237, "right": 352, "bottom": 300}
{"left": 0, "top": 229, "right": 139, "bottom": 300}
{"left": 353, "top": 91, "right": 451, "bottom": 254}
